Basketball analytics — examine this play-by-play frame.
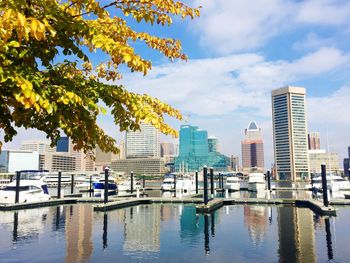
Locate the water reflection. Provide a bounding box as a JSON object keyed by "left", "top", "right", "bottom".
{"left": 325, "top": 218, "right": 334, "bottom": 260}
{"left": 122, "top": 205, "right": 161, "bottom": 255}
{"left": 204, "top": 214, "right": 210, "bottom": 255}
{"left": 277, "top": 207, "right": 316, "bottom": 263}
{"left": 65, "top": 205, "right": 93, "bottom": 263}
{"left": 103, "top": 212, "right": 108, "bottom": 249}
{"left": 0, "top": 204, "right": 344, "bottom": 263}
{"left": 244, "top": 206, "right": 268, "bottom": 246}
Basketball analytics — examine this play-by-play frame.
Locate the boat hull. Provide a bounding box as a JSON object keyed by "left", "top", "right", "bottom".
{"left": 248, "top": 182, "right": 266, "bottom": 192}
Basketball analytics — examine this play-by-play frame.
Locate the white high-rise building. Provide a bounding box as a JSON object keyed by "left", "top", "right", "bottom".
{"left": 126, "top": 123, "right": 160, "bottom": 158}
{"left": 272, "top": 86, "right": 309, "bottom": 181}
{"left": 21, "top": 140, "right": 56, "bottom": 153}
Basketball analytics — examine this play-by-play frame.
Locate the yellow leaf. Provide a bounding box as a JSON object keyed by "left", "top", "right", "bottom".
{"left": 17, "top": 12, "right": 26, "bottom": 27}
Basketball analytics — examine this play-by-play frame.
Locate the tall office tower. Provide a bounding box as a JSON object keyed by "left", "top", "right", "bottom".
{"left": 241, "top": 121, "right": 264, "bottom": 172}
{"left": 308, "top": 132, "right": 321, "bottom": 150}
{"left": 272, "top": 86, "right": 309, "bottom": 181}
{"left": 126, "top": 123, "right": 160, "bottom": 158}
{"left": 343, "top": 158, "right": 349, "bottom": 177}
{"left": 21, "top": 140, "right": 56, "bottom": 153}
{"left": 348, "top": 146, "right": 350, "bottom": 159}
{"left": 208, "top": 136, "right": 219, "bottom": 153}
{"left": 160, "top": 142, "right": 175, "bottom": 157}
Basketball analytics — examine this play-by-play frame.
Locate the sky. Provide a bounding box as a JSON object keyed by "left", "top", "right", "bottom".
{"left": 3, "top": 0, "right": 350, "bottom": 167}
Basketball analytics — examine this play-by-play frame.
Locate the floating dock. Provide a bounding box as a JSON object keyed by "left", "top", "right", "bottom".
{"left": 0, "top": 195, "right": 338, "bottom": 216}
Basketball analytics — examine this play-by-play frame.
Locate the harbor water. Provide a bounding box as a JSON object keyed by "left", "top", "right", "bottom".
{"left": 0, "top": 203, "right": 349, "bottom": 262}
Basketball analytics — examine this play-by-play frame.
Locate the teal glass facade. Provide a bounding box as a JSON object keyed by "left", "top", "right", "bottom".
{"left": 175, "top": 125, "right": 229, "bottom": 172}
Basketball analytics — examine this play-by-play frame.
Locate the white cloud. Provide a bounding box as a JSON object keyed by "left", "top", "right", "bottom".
{"left": 193, "top": 0, "right": 350, "bottom": 53}
{"left": 295, "top": 0, "right": 350, "bottom": 25}
{"left": 292, "top": 33, "right": 335, "bottom": 51}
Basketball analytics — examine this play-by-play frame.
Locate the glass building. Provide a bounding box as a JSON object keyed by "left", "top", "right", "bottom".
{"left": 174, "top": 125, "right": 229, "bottom": 172}
{"left": 56, "top": 137, "right": 69, "bottom": 152}
{"left": 272, "top": 86, "right": 309, "bottom": 181}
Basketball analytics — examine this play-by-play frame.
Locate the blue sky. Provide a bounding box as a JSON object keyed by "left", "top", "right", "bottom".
{"left": 4, "top": 0, "right": 350, "bottom": 167}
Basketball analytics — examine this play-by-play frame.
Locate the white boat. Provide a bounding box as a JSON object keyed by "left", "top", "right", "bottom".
{"left": 305, "top": 174, "right": 350, "bottom": 192}
{"left": 0, "top": 180, "right": 51, "bottom": 204}
{"left": 161, "top": 176, "right": 195, "bottom": 193}
{"left": 161, "top": 177, "right": 175, "bottom": 191}
{"left": 118, "top": 180, "right": 142, "bottom": 192}
{"left": 248, "top": 173, "right": 266, "bottom": 192}
{"left": 225, "top": 177, "right": 240, "bottom": 191}
{"left": 44, "top": 173, "right": 71, "bottom": 187}
{"left": 75, "top": 175, "right": 101, "bottom": 189}
{"left": 0, "top": 177, "right": 11, "bottom": 189}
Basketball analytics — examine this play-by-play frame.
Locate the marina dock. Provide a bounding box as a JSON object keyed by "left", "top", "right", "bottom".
{"left": 0, "top": 194, "right": 338, "bottom": 216}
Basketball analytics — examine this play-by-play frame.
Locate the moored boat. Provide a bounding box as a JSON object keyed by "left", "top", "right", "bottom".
{"left": 305, "top": 174, "right": 350, "bottom": 192}
{"left": 225, "top": 177, "right": 240, "bottom": 191}
{"left": 0, "top": 180, "right": 51, "bottom": 204}
{"left": 248, "top": 173, "right": 266, "bottom": 192}
{"left": 93, "top": 179, "right": 117, "bottom": 193}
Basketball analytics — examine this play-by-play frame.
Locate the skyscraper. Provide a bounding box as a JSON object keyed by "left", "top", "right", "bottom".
{"left": 241, "top": 121, "right": 264, "bottom": 172}
{"left": 175, "top": 125, "right": 229, "bottom": 172}
{"left": 272, "top": 86, "right": 309, "bottom": 181}
{"left": 308, "top": 132, "right": 320, "bottom": 150}
{"left": 126, "top": 123, "right": 160, "bottom": 158}
{"left": 160, "top": 142, "right": 176, "bottom": 157}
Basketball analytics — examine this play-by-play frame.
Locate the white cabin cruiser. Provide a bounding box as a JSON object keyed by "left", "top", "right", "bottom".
{"left": 161, "top": 175, "right": 195, "bottom": 193}
{"left": 305, "top": 174, "right": 350, "bottom": 192}
{"left": 225, "top": 177, "right": 240, "bottom": 191}
{"left": 248, "top": 173, "right": 266, "bottom": 192}
{"left": 118, "top": 179, "right": 142, "bottom": 191}
{"left": 0, "top": 180, "right": 51, "bottom": 204}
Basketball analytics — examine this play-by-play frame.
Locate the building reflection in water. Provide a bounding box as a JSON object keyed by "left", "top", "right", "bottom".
{"left": 122, "top": 205, "right": 161, "bottom": 254}
{"left": 0, "top": 208, "right": 50, "bottom": 245}
{"left": 64, "top": 205, "right": 93, "bottom": 263}
{"left": 244, "top": 205, "right": 268, "bottom": 246}
{"left": 277, "top": 207, "right": 316, "bottom": 263}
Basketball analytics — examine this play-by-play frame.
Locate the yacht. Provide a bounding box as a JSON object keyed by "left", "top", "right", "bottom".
{"left": 161, "top": 177, "right": 175, "bottom": 191}
{"left": 44, "top": 173, "right": 71, "bottom": 187}
{"left": 0, "top": 180, "right": 51, "bottom": 204}
{"left": 118, "top": 179, "right": 142, "bottom": 192}
{"left": 161, "top": 175, "right": 195, "bottom": 193}
{"left": 92, "top": 178, "right": 117, "bottom": 193}
{"left": 225, "top": 177, "right": 240, "bottom": 191}
{"left": 248, "top": 173, "right": 266, "bottom": 192}
{"left": 305, "top": 174, "right": 350, "bottom": 192}
{"left": 75, "top": 174, "right": 101, "bottom": 189}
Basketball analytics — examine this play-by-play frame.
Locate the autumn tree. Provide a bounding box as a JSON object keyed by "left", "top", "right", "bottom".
{"left": 0, "top": 0, "right": 199, "bottom": 153}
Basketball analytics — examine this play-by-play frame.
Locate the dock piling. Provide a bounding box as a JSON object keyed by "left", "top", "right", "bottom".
{"left": 57, "top": 170, "right": 62, "bottom": 199}
{"left": 204, "top": 214, "right": 210, "bottom": 255}
{"left": 104, "top": 167, "right": 109, "bottom": 204}
{"left": 71, "top": 174, "right": 74, "bottom": 194}
{"left": 15, "top": 171, "right": 20, "bottom": 204}
{"left": 195, "top": 170, "right": 198, "bottom": 194}
{"left": 173, "top": 173, "right": 177, "bottom": 198}
{"left": 210, "top": 167, "right": 214, "bottom": 198}
{"left": 130, "top": 171, "right": 134, "bottom": 194}
{"left": 203, "top": 166, "right": 208, "bottom": 205}
{"left": 267, "top": 170, "right": 271, "bottom": 192}
{"left": 89, "top": 176, "right": 92, "bottom": 197}
{"left": 325, "top": 218, "right": 334, "bottom": 260}
{"left": 321, "top": 164, "right": 329, "bottom": 207}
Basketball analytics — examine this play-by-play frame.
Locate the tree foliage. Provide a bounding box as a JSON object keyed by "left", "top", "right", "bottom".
{"left": 0, "top": 0, "right": 199, "bottom": 153}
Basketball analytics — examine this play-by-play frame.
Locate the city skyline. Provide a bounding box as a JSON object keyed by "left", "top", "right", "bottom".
{"left": 2, "top": 1, "right": 350, "bottom": 168}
